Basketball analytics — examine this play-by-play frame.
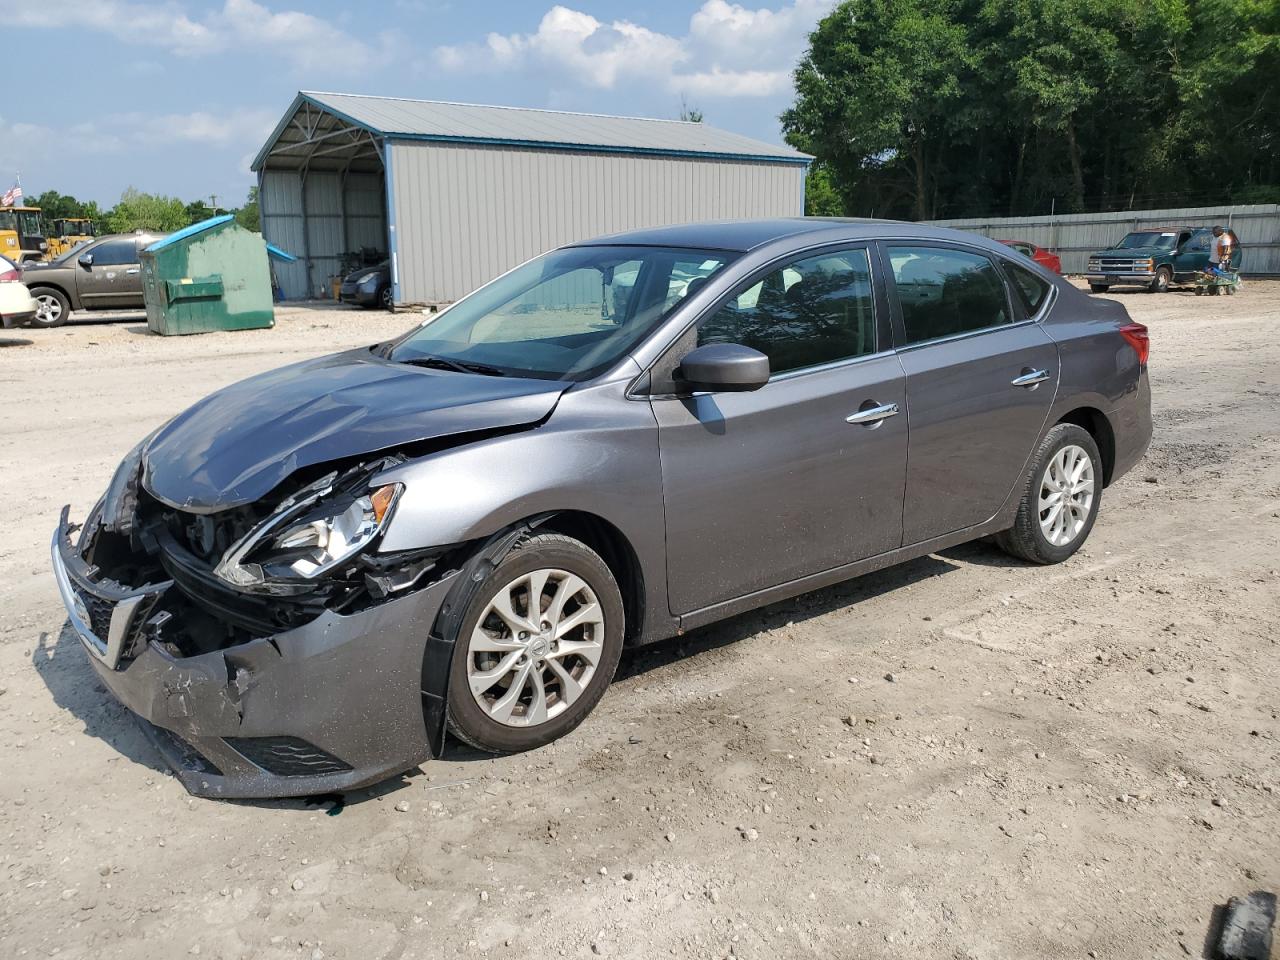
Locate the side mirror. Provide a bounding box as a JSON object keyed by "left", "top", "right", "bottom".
{"left": 78, "top": 253, "right": 94, "bottom": 268}
{"left": 678, "top": 343, "right": 770, "bottom": 393}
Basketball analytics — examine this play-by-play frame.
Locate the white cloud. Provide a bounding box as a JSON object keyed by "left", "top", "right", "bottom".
{"left": 11, "top": 0, "right": 376, "bottom": 71}
{"left": 432, "top": 0, "right": 834, "bottom": 100}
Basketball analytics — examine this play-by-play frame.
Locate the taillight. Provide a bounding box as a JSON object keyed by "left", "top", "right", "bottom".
{"left": 0, "top": 268, "right": 19, "bottom": 282}
{"left": 1119, "top": 322, "right": 1149, "bottom": 365}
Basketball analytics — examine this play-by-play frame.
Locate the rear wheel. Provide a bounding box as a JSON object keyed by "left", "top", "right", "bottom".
{"left": 29, "top": 287, "right": 70, "bottom": 328}
{"left": 446, "top": 533, "right": 624, "bottom": 754}
{"left": 995, "top": 423, "right": 1102, "bottom": 565}
{"left": 1089, "top": 283, "right": 1110, "bottom": 294}
{"left": 1148, "top": 266, "right": 1171, "bottom": 293}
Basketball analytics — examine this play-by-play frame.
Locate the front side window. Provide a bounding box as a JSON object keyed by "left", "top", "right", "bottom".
{"left": 90, "top": 239, "right": 139, "bottom": 266}
{"left": 698, "top": 247, "right": 877, "bottom": 375}
{"left": 888, "top": 246, "right": 1011, "bottom": 345}
{"left": 1006, "top": 261, "right": 1052, "bottom": 314}
{"left": 1186, "top": 230, "right": 1211, "bottom": 252}
{"left": 389, "top": 245, "right": 733, "bottom": 381}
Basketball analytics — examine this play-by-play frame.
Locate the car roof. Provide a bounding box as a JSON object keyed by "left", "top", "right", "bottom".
{"left": 997, "top": 239, "right": 1036, "bottom": 246}
{"left": 570, "top": 217, "right": 993, "bottom": 253}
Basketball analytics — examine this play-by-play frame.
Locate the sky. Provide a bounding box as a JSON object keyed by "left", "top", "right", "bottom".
{"left": 2, "top": 0, "right": 834, "bottom": 208}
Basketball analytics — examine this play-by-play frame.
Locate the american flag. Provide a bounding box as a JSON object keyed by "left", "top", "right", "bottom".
{"left": 1, "top": 182, "right": 22, "bottom": 207}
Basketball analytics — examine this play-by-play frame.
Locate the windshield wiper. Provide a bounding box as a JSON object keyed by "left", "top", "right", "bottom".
{"left": 401, "top": 355, "right": 506, "bottom": 377}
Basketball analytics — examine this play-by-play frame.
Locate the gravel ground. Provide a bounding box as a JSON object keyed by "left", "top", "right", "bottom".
{"left": 1, "top": 285, "right": 1277, "bottom": 960}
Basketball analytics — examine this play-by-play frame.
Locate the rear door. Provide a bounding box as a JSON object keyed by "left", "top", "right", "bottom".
{"left": 882, "top": 243, "right": 1059, "bottom": 545}
{"left": 78, "top": 238, "right": 143, "bottom": 309}
{"left": 653, "top": 244, "right": 908, "bottom": 615}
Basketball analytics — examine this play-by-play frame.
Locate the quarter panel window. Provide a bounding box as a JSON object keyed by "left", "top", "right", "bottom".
{"left": 1006, "top": 262, "right": 1051, "bottom": 314}
{"left": 698, "top": 248, "right": 876, "bottom": 375}
{"left": 887, "top": 246, "right": 1011, "bottom": 345}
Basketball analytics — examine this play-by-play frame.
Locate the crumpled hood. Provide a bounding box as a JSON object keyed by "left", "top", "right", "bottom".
{"left": 1093, "top": 246, "right": 1168, "bottom": 259}
{"left": 142, "top": 347, "right": 568, "bottom": 512}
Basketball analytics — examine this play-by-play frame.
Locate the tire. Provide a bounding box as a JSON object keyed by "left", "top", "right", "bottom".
{"left": 379, "top": 286, "right": 394, "bottom": 311}
{"left": 1148, "top": 266, "right": 1171, "bottom": 293}
{"left": 28, "top": 287, "right": 70, "bottom": 328}
{"left": 995, "top": 423, "right": 1103, "bottom": 565}
{"left": 446, "top": 533, "right": 625, "bottom": 754}
{"left": 1088, "top": 283, "right": 1110, "bottom": 294}
{"left": 1195, "top": 286, "right": 1204, "bottom": 296}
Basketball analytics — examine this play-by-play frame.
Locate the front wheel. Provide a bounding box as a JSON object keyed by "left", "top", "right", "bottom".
{"left": 28, "top": 287, "right": 70, "bottom": 328}
{"left": 446, "top": 533, "right": 624, "bottom": 754}
{"left": 1148, "top": 266, "right": 1171, "bottom": 293}
{"left": 995, "top": 423, "right": 1102, "bottom": 564}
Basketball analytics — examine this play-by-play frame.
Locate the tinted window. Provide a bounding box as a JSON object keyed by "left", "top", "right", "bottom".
{"left": 1186, "top": 230, "right": 1211, "bottom": 252}
{"left": 1006, "top": 262, "right": 1051, "bottom": 313}
{"left": 887, "top": 247, "right": 1010, "bottom": 345}
{"left": 90, "top": 239, "right": 139, "bottom": 266}
{"left": 698, "top": 248, "right": 876, "bottom": 375}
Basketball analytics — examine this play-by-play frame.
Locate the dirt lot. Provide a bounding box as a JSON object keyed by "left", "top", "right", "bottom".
{"left": 1, "top": 285, "right": 1277, "bottom": 960}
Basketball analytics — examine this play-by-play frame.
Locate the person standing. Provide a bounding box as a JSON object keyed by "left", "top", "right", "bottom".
{"left": 1209, "top": 226, "right": 1234, "bottom": 273}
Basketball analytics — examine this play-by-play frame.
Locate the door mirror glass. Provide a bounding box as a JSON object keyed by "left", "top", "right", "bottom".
{"left": 678, "top": 343, "right": 770, "bottom": 392}
{"left": 78, "top": 253, "right": 93, "bottom": 268}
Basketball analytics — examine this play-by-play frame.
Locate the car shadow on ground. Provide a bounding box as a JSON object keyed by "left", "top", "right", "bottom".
{"left": 32, "top": 622, "right": 170, "bottom": 776}
{"left": 615, "top": 550, "right": 962, "bottom": 683}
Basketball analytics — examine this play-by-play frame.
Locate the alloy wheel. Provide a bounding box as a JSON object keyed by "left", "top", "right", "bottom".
{"left": 466, "top": 568, "right": 605, "bottom": 727}
{"left": 1038, "top": 444, "right": 1095, "bottom": 546}
{"left": 35, "top": 295, "right": 62, "bottom": 324}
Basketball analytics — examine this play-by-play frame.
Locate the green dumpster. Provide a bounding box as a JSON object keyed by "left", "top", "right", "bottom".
{"left": 140, "top": 214, "right": 275, "bottom": 335}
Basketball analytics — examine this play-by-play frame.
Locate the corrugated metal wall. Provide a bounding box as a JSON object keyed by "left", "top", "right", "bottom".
{"left": 929, "top": 204, "right": 1280, "bottom": 275}
{"left": 387, "top": 140, "right": 805, "bottom": 304}
{"left": 260, "top": 169, "right": 387, "bottom": 299}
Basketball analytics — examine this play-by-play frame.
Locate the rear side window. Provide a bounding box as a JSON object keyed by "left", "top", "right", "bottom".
{"left": 887, "top": 246, "right": 1010, "bottom": 345}
{"left": 1006, "top": 262, "right": 1052, "bottom": 314}
{"left": 698, "top": 247, "right": 876, "bottom": 375}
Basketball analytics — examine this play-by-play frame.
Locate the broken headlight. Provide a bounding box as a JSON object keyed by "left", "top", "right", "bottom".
{"left": 213, "top": 475, "right": 403, "bottom": 592}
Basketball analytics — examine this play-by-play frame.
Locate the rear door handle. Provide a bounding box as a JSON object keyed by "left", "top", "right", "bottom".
{"left": 125, "top": 268, "right": 139, "bottom": 275}
{"left": 1011, "top": 368, "right": 1051, "bottom": 388}
{"left": 846, "top": 402, "right": 899, "bottom": 425}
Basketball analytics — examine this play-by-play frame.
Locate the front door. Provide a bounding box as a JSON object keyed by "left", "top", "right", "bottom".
{"left": 78, "top": 238, "right": 143, "bottom": 309}
{"left": 882, "top": 243, "right": 1059, "bottom": 545}
{"left": 653, "top": 245, "right": 908, "bottom": 615}
{"left": 1174, "top": 229, "right": 1211, "bottom": 279}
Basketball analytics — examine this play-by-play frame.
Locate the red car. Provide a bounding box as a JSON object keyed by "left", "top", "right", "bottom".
{"left": 999, "top": 239, "right": 1062, "bottom": 274}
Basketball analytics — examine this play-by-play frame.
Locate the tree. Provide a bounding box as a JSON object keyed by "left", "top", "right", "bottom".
{"left": 679, "top": 97, "right": 704, "bottom": 123}
{"left": 104, "top": 188, "right": 190, "bottom": 233}
{"left": 803, "top": 164, "right": 845, "bottom": 216}
{"left": 234, "top": 186, "right": 260, "bottom": 232}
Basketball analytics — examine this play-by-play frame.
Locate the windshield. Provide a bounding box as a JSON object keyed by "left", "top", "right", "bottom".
{"left": 388, "top": 245, "right": 735, "bottom": 380}
{"left": 1118, "top": 231, "right": 1178, "bottom": 250}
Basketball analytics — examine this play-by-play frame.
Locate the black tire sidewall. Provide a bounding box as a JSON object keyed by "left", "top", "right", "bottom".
{"left": 1089, "top": 284, "right": 1109, "bottom": 294}
{"left": 29, "top": 288, "right": 69, "bottom": 328}
{"left": 1025, "top": 425, "right": 1103, "bottom": 563}
{"left": 1149, "top": 267, "right": 1171, "bottom": 293}
{"left": 446, "top": 536, "right": 624, "bottom": 753}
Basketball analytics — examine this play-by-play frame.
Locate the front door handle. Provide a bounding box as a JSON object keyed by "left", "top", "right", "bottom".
{"left": 125, "top": 268, "right": 140, "bottom": 275}
{"left": 1011, "top": 368, "right": 1051, "bottom": 388}
{"left": 846, "top": 402, "right": 899, "bottom": 425}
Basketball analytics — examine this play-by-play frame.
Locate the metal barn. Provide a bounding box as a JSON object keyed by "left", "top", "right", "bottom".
{"left": 252, "top": 91, "right": 812, "bottom": 305}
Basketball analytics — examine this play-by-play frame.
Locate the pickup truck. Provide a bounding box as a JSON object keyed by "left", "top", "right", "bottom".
{"left": 1085, "top": 226, "right": 1240, "bottom": 294}
{"left": 19, "top": 232, "right": 166, "bottom": 327}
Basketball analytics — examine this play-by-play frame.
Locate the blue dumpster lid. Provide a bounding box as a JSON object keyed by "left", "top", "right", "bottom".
{"left": 266, "top": 243, "right": 297, "bottom": 262}
{"left": 146, "top": 214, "right": 235, "bottom": 252}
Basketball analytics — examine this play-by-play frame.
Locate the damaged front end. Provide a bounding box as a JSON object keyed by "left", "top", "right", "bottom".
{"left": 52, "top": 453, "right": 465, "bottom": 799}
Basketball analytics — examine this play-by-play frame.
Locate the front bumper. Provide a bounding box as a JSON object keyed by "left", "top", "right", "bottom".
{"left": 1084, "top": 273, "right": 1155, "bottom": 285}
{"left": 339, "top": 282, "right": 378, "bottom": 306}
{"left": 52, "top": 508, "right": 458, "bottom": 798}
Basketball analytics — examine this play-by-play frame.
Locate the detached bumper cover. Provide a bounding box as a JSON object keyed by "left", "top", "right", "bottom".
{"left": 52, "top": 509, "right": 458, "bottom": 799}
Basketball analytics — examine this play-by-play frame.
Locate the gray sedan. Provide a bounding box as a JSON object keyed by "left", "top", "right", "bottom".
{"left": 52, "top": 219, "right": 1151, "bottom": 798}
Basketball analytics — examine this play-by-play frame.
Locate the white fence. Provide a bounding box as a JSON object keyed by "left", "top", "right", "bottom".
{"left": 928, "top": 204, "right": 1280, "bottom": 275}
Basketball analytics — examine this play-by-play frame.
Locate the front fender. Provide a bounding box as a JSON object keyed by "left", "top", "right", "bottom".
{"left": 372, "top": 376, "right": 673, "bottom": 643}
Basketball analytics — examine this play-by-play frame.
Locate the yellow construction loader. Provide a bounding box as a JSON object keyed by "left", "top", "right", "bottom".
{"left": 46, "top": 218, "right": 98, "bottom": 258}
{"left": 0, "top": 206, "right": 48, "bottom": 262}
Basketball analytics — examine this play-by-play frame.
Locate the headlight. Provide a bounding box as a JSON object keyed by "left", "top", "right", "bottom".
{"left": 101, "top": 423, "right": 168, "bottom": 534}
{"left": 214, "top": 478, "right": 402, "bottom": 591}
{"left": 357, "top": 272, "right": 379, "bottom": 285}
